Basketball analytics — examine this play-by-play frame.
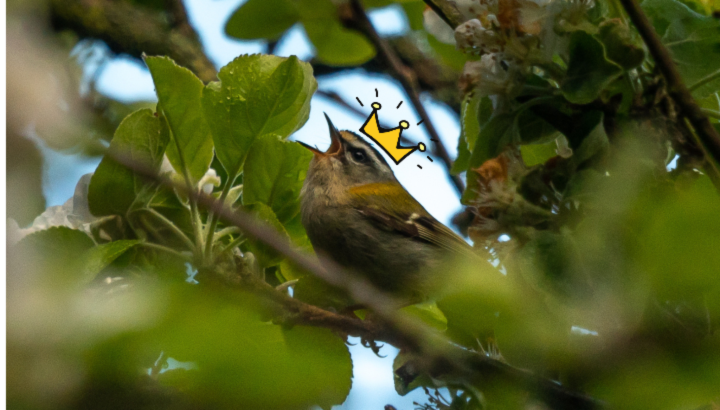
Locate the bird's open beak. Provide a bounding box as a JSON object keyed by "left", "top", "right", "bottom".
{"left": 297, "top": 113, "right": 343, "bottom": 158}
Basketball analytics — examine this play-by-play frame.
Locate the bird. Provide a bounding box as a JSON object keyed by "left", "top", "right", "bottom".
{"left": 298, "top": 114, "right": 475, "bottom": 303}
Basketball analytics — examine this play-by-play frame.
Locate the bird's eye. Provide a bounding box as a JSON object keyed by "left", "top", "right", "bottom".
{"left": 350, "top": 149, "right": 368, "bottom": 163}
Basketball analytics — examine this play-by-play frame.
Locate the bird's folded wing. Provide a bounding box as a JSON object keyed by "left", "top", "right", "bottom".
{"left": 349, "top": 182, "right": 474, "bottom": 257}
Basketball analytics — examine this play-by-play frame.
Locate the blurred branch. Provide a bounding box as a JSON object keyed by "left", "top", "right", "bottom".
{"left": 341, "top": 0, "right": 465, "bottom": 194}
{"left": 422, "top": 0, "right": 464, "bottom": 29}
{"left": 311, "top": 37, "right": 462, "bottom": 113}
{"left": 49, "top": 0, "right": 217, "bottom": 83}
{"left": 618, "top": 0, "right": 720, "bottom": 166}
{"left": 105, "top": 147, "right": 601, "bottom": 410}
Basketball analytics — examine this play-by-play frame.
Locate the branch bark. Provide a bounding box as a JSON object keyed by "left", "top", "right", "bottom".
{"left": 618, "top": 0, "right": 720, "bottom": 166}
{"left": 341, "top": 0, "right": 466, "bottom": 194}
{"left": 49, "top": 0, "right": 217, "bottom": 83}
{"left": 422, "top": 0, "right": 464, "bottom": 29}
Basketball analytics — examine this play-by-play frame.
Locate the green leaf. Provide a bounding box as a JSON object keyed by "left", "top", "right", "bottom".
{"left": 88, "top": 109, "right": 170, "bottom": 217}
{"left": 643, "top": 0, "right": 720, "bottom": 98}
{"left": 146, "top": 56, "right": 214, "bottom": 184}
{"left": 243, "top": 134, "right": 312, "bottom": 223}
{"left": 224, "top": 0, "right": 299, "bottom": 40}
{"left": 298, "top": 0, "right": 376, "bottom": 66}
{"left": 400, "top": 301, "right": 448, "bottom": 331}
{"left": 468, "top": 113, "right": 517, "bottom": 168}
{"left": 568, "top": 111, "right": 609, "bottom": 166}
{"left": 155, "top": 286, "right": 353, "bottom": 410}
{"left": 517, "top": 110, "right": 558, "bottom": 145}
{"left": 561, "top": 31, "right": 623, "bottom": 104}
{"left": 202, "top": 55, "right": 316, "bottom": 177}
{"left": 451, "top": 93, "right": 488, "bottom": 174}
{"left": 596, "top": 20, "right": 645, "bottom": 70}
{"left": 16, "top": 227, "right": 95, "bottom": 286}
{"left": 521, "top": 140, "right": 558, "bottom": 167}
{"left": 637, "top": 176, "right": 720, "bottom": 297}
{"left": 242, "top": 202, "right": 291, "bottom": 268}
{"left": 81, "top": 240, "right": 140, "bottom": 283}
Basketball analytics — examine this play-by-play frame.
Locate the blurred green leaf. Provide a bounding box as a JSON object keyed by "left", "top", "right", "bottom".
{"left": 157, "top": 287, "right": 353, "bottom": 409}
{"left": 243, "top": 134, "right": 312, "bottom": 223}
{"left": 643, "top": 0, "right": 720, "bottom": 98}
{"left": 451, "top": 94, "right": 481, "bottom": 174}
{"left": 16, "top": 226, "right": 95, "bottom": 285}
{"left": 401, "top": 1, "right": 425, "bottom": 31}
{"left": 561, "top": 31, "right": 623, "bottom": 104}
{"left": 596, "top": 20, "right": 645, "bottom": 69}
{"left": 636, "top": 176, "right": 720, "bottom": 298}
{"left": 517, "top": 110, "right": 558, "bottom": 145}
{"left": 6, "top": 132, "right": 45, "bottom": 225}
{"left": 146, "top": 56, "right": 214, "bottom": 183}
{"left": 468, "top": 113, "right": 516, "bottom": 169}
{"left": 520, "top": 140, "right": 557, "bottom": 167}
{"left": 225, "top": 0, "right": 299, "bottom": 40}
{"left": 81, "top": 240, "right": 140, "bottom": 282}
{"left": 298, "top": 0, "right": 376, "bottom": 66}
{"left": 400, "top": 301, "right": 448, "bottom": 331}
{"left": 88, "top": 109, "right": 170, "bottom": 217}
{"left": 427, "top": 32, "right": 468, "bottom": 71}
{"left": 202, "top": 55, "right": 316, "bottom": 177}
{"left": 242, "top": 202, "right": 291, "bottom": 268}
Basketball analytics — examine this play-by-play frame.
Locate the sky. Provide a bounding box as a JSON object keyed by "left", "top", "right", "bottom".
{"left": 39, "top": 1, "right": 465, "bottom": 408}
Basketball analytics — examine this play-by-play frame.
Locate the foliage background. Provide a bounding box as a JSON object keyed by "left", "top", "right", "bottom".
{"left": 6, "top": 0, "right": 720, "bottom": 409}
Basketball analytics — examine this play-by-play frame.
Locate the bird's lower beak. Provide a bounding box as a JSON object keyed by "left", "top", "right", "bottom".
{"left": 297, "top": 113, "right": 344, "bottom": 158}
{"left": 297, "top": 140, "right": 325, "bottom": 156}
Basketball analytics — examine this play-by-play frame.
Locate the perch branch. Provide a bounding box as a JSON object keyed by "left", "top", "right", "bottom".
{"left": 341, "top": 0, "right": 465, "bottom": 194}
{"left": 49, "top": 0, "right": 217, "bottom": 83}
{"left": 618, "top": 0, "right": 720, "bottom": 165}
{"left": 105, "top": 148, "right": 601, "bottom": 410}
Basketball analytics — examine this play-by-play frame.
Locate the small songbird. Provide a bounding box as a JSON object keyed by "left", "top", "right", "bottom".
{"left": 298, "top": 114, "right": 474, "bottom": 302}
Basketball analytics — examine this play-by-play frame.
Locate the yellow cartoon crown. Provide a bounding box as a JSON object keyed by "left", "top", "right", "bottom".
{"left": 359, "top": 102, "right": 425, "bottom": 165}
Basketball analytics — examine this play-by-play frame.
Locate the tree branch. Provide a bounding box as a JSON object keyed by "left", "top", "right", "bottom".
{"left": 105, "top": 148, "right": 601, "bottom": 410}
{"left": 49, "top": 0, "right": 217, "bottom": 83}
{"left": 618, "top": 0, "right": 720, "bottom": 165}
{"left": 341, "top": 0, "right": 465, "bottom": 194}
{"left": 422, "top": 0, "right": 464, "bottom": 29}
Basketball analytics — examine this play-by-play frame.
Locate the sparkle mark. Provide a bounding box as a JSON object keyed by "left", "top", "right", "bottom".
{"left": 417, "top": 120, "right": 424, "bottom": 125}
{"left": 427, "top": 156, "right": 433, "bottom": 162}
{"left": 356, "top": 97, "right": 364, "bottom": 107}
{"left": 397, "top": 101, "right": 403, "bottom": 109}
{"left": 375, "top": 88, "right": 378, "bottom": 97}
{"left": 417, "top": 165, "right": 422, "bottom": 169}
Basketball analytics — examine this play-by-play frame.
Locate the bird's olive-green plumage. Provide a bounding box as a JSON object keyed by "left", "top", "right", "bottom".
{"left": 299, "top": 114, "right": 473, "bottom": 302}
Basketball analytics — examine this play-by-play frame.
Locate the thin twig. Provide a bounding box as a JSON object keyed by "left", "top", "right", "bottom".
{"left": 316, "top": 90, "right": 414, "bottom": 144}
{"left": 139, "top": 207, "right": 196, "bottom": 251}
{"left": 341, "top": 0, "right": 465, "bottom": 194}
{"left": 421, "top": 0, "right": 464, "bottom": 29}
{"left": 618, "top": 0, "right": 720, "bottom": 165}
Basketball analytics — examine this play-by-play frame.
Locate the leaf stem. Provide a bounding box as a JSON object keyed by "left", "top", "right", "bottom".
{"left": 140, "top": 207, "right": 196, "bottom": 251}
{"left": 139, "top": 242, "right": 193, "bottom": 262}
{"left": 701, "top": 108, "right": 720, "bottom": 120}
{"left": 688, "top": 68, "right": 720, "bottom": 94}
{"left": 204, "top": 170, "right": 239, "bottom": 262}
{"left": 214, "top": 226, "right": 241, "bottom": 241}
{"left": 219, "top": 234, "right": 246, "bottom": 256}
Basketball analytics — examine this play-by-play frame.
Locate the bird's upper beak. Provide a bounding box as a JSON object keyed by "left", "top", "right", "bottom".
{"left": 297, "top": 113, "right": 343, "bottom": 158}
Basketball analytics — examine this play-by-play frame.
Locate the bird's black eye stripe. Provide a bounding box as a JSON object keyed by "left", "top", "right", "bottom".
{"left": 350, "top": 148, "right": 368, "bottom": 163}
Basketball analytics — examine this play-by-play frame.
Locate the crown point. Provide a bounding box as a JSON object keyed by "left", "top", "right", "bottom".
{"left": 371, "top": 102, "right": 381, "bottom": 110}
{"left": 418, "top": 142, "right": 426, "bottom": 152}
{"left": 400, "top": 120, "right": 409, "bottom": 129}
